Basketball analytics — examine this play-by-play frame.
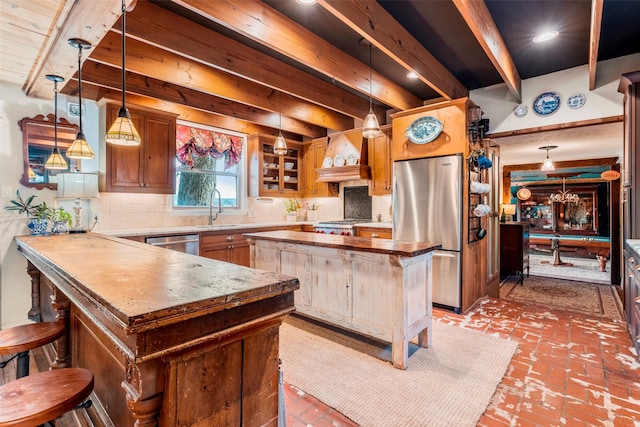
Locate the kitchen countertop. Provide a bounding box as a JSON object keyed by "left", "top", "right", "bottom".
{"left": 103, "top": 221, "right": 314, "bottom": 238}
{"left": 245, "top": 230, "right": 440, "bottom": 257}
{"left": 15, "top": 233, "right": 299, "bottom": 329}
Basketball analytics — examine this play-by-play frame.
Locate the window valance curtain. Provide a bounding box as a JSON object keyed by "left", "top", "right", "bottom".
{"left": 176, "top": 124, "right": 243, "bottom": 169}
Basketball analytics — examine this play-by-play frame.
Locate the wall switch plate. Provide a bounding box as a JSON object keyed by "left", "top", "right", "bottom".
{"left": 1, "top": 186, "right": 12, "bottom": 198}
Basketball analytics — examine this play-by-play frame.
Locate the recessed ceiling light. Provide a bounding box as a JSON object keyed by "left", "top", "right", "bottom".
{"left": 295, "top": 0, "right": 317, "bottom": 4}
{"left": 407, "top": 71, "right": 419, "bottom": 79}
{"left": 533, "top": 30, "right": 559, "bottom": 43}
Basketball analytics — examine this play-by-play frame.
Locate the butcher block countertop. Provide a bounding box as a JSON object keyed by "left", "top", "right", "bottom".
{"left": 15, "top": 233, "right": 299, "bottom": 331}
{"left": 244, "top": 230, "right": 440, "bottom": 257}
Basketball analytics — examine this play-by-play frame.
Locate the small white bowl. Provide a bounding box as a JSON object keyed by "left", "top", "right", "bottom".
{"left": 284, "top": 175, "right": 291, "bottom": 182}
{"left": 284, "top": 162, "right": 294, "bottom": 169}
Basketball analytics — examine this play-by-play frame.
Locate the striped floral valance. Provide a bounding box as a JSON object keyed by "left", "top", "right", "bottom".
{"left": 176, "top": 123, "right": 243, "bottom": 170}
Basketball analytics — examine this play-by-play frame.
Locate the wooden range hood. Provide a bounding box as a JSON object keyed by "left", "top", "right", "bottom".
{"left": 316, "top": 129, "right": 371, "bottom": 182}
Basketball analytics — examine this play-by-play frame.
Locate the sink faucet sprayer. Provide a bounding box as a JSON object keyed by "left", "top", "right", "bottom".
{"left": 209, "top": 188, "right": 223, "bottom": 225}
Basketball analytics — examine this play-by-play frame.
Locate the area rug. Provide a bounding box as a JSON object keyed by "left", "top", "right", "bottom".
{"left": 279, "top": 316, "right": 518, "bottom": 427}
{"left": 500, "top": 275, "right": 623, "bottom": 320}
{"left": 528, "top": 253, "right": 609, "bottom": 284}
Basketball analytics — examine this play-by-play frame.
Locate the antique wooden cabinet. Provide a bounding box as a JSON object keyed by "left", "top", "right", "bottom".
{"left": 368, "top": 125, "right": 393, "bottom": 196}
{"left": 624, "top": 242, "right": 640, "bottom": 360}
{"left": 103, "top": 103, "right": 177, "bottom": 193}
{"left": 500, "top": 222, "right": 530, "bottom": 284}
{"left": 354, "top": 225, "right": 392, "bottom": 239}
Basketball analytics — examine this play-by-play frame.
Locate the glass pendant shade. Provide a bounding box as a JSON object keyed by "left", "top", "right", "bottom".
{"left": 67, "top": 132, "right": 95, "bottom": 159}
{"left": 362, "top": 110, "right": 382, "bottom": 139}
{"left": 273, "top": 132, "right": 288, "bottom": 155}
{"left": 67, "top": 38, "right": 95, "bottom": 160}
{"left": 541, "top": 157, "right": 555, "bottom": 171}
{"left": 107, "top": 0, "right": 142, "bottom": 146}
{"left": 106, "top": 107, "right": 141, "bottom": 145}
{"left": 44, "top": 148, "right": 68, "bottom": 170}
{"left": 539, "top": 145, "right": 557, "bottom": 171}
{"left": 44, "top": 74, "right": 68, "bottom": 170}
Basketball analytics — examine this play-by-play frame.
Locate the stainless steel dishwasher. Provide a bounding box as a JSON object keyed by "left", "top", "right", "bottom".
{"left": 145, "top": 234, "right": 200, "bottom": 255}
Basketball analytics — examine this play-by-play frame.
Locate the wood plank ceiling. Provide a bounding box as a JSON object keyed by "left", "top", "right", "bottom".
{"left": 2, "top": 0, "right": 638, "bottom": 143}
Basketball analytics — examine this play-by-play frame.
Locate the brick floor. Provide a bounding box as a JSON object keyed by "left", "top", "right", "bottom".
{"left": 284, "top": 295, "right": 640, "bottom": 427}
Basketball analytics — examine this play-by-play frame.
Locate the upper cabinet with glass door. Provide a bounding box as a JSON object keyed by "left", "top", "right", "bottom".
{"left": 248, "top": 134, "right": 302, "bottom": 197}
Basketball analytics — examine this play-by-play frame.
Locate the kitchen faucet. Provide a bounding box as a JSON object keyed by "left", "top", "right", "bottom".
{"left": 209, "top": 188, "right": 223, "bottom": 225}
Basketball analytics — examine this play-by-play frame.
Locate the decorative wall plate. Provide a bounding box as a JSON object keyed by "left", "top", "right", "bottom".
{"left": 533, "top": 92, "right": 560, "bottom": 116}
{"left": 517, "top": 188, "right": 531, "bottom": 200}
{"left": 322, "top": 157, "right": 333, "bottom": 168}
{"left": 404, "top": 116, "right": 443, "bottom": 144}
{"left": 514, "top": 104, "right": 528, "bottom": 118}
{"left": 333, "top": 154, "right": 345, "bottom": 167}
{"left": 346, "top": 153, "right": 358, "bottom": 165}
{"left": 567, "top": 93, "right": 586, "bottom": 110}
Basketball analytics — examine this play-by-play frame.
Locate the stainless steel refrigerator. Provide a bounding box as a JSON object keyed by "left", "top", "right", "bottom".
{"left": 392, "top": 154, "right": 463, "bottom": 312}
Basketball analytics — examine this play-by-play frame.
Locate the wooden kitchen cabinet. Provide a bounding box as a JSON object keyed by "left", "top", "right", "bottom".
{"left": 302, "top": 138, "right": 338, "bottom": 197}
{"left": 355, "top": 226, "right": 392, "bottom": 239}
{"left": 201, "top": 231, "right": 250, "bottom": 267}
{"left": 103, "top": 103, "right": 177, "bottom": 193}
{"left": 500, "top": 222, "right": 530, "bottom": 284}
{"left": 248, "top": 133, "right": 302, "bottom": 197}
{"left": 368, "top": 125, "right": 393, "bottom": 195}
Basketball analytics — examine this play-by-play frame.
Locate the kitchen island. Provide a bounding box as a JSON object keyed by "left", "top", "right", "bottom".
{"left": 15, "top": 233, "right": 299, "bottom": 426}
{"left": 244, "top": 230, "right": 440, "bottom": 369}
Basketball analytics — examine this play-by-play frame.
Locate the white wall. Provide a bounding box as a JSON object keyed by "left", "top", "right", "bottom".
{"left": 470, "top": 53, "right": 640, "bottom": 166}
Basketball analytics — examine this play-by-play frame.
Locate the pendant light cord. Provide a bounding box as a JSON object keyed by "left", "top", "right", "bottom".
{"left": 77, "top": 44, "right": 83, "bottom": 133}
{"left": 53, "top": 80, "right": 58, "bottom": 150}
{"left": 121, "top": 0, "right": 127, "bottom": 109}
{"left": 369, "top": 43, "right": 373, "bottom": 111}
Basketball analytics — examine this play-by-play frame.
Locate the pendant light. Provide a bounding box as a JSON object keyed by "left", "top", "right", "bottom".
{"left": 44, "top": 74, "right": 68, "bottom": 170}
{"left": 273, "top": 92, "right": 287, "bottom": 156}
{"left": 362, "top": 41, "right": 382, "bottom": 139}
{"left": 66, "top": 38, "right": 95, "bottom": 160}
{"left": 539, "top": 145, "right": 557, "bottom": 171}
{"left": 106, "top": 0, "right": 141, "bottom": 146}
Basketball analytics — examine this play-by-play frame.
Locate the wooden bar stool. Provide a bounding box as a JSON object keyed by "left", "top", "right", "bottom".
{"left": 0, "top": 367, "right": 93, "bottom": 426}
{"left": 0, "top": 322, "right": 65, "bottom": 379}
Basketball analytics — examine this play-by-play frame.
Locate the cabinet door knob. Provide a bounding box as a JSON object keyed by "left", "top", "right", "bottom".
{"left": 630, "top": 257, "right": 636, "bottom": 264}
{"left": 226, "top": 236, "right": 234, "bottom": 241}
{"left": 228, "top": 245, "right": 234, "bottom": 249}
{"left": 634, "top": 296, "right": 640, "bottom": 304}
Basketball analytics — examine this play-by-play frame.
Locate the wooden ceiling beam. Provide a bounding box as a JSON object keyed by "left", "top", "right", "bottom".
{"left": 588, "top": 0, "right": 604, "bottom": 90}
{"left": 23, "top": 0, "right": 129, "bottom": 99}
{"left": 63, "top": 82, "right": 298, "bottom": 139}
{"left": 452, "top": 0, "right": 521, "bottom": 103}
{"left": 78, "top": 61, "right": 326, "bottom": 138}
{"left": 317, "top": 0, "right": 468, "bottom": 101}
{"left": 170, "top": 0, "right": 423, "bottom": 111}
{"left": 90, "top": 31, "right": 353, "bottom": 132}
{"left": 123, "top": 0, "right": 382, "bottom": 122}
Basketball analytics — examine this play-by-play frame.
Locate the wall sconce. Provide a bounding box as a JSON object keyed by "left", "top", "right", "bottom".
{"left": 468, "top": 106, "right": 489, "bottom": 143}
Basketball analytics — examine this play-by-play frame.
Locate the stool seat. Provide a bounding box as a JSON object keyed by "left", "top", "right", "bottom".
{"left": 0, "top": 322, "right": 65, "bottom": 355}
{"left": 0, "top": 367, "right": 93, "bottom": 426}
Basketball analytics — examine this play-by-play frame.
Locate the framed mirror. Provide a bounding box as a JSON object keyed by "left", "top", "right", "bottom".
{"left": 19, "top": 114, "right": 80, "bottom": 190}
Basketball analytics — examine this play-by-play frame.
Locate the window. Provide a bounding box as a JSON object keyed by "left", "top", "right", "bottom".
{"left": 173, "top": 121, "right": 245, "bottom": 210}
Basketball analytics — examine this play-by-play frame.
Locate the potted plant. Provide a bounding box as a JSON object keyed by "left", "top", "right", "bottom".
{"left": 4, "top": 190, "right": 52, "bottom": 235}
{"left": 50, "top": 207, "right": 72, "bottom": 234}
{"left": 283, "top": 198, "right": 299, "bottom": 222}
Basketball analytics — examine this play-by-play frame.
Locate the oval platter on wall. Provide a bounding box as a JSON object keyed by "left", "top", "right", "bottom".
{"left": 404, "top": 116, "right": 444, "bottom": 144}
{"left": 533, "top": 92, "right": 561, "bottom": 116}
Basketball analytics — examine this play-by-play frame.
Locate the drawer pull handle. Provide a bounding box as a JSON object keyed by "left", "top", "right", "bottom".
{"left": 226, "top": 236, "right": 234, "bottom": 241}
{"left": 630, "top": 257, "right": 636, "bottom": 264}
{"left": 371, "top": 233, "right": 379, "bottom": 238}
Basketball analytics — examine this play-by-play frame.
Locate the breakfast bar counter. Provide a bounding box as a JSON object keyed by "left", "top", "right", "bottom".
{"left": 15, "top": 233, "right": 299, "bottom": 426}
{"left": 244, "top": 230, "right": 441, "bottom": 369}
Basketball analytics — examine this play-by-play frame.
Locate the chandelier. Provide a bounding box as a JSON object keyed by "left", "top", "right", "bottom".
{"left": 549, "top": 177, "right": 579, "bottom": 204}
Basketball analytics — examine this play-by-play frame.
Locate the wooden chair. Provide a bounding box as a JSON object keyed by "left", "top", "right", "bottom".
{"left": 0, "top": 367, "right": 93, "bottom": 426}
{"left": 0, "top": 322, "right": 65, "bottom": 378}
